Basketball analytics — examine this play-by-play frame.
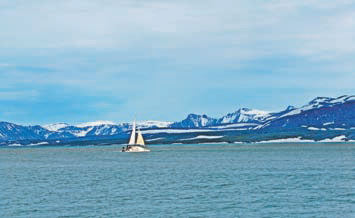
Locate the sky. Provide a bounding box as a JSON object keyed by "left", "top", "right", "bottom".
{"left": 1, "top": 0, "right": 355, "bottom": 125}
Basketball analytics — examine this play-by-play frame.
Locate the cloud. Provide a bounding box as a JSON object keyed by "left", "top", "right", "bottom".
{"left": 1, "top": 0, "right": 354, "bottom": 62}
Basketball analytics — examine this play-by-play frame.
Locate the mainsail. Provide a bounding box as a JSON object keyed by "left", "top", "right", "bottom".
{"left": 136, "top": 129, "right": 145, "bottom": 146}
{"left": 123, "top": 119, "right": 149, "bottom": 152}
{"left": 128, "top": 121, "right": 136, "bottom": 145}
{"left": 128, "top": 121, "right": 145, "bottom": 146}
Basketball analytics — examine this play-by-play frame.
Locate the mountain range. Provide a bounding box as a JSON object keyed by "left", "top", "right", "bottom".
{"left": 1, "top": 95, "right": 354, "bottom": 146}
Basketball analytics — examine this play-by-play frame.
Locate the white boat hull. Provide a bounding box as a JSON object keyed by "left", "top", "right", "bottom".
{"left": 122, "top": 145, "right": 150, "bottom": 152}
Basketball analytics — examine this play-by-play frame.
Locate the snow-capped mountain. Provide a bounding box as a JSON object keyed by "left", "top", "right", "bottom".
{"left": 169, "top": 108, "right": 271, "bottom": 128}
{"left": 0, "top": 122, "right": 56, "bottom": 141}
{"left": 170, "top": 114, "right": 217, "bottom": 128}
{"left": 43, "top": 123, "right": 69, "bottom": 131}
{"left": 217, "top": 108, "right": 270, "bottom": 124}
{"left": 279, "top": 95, "right": 355, "bottom": 119}
{"left": 260, "top": 95, "right": 355, "bottom": 130}
{"left": 0, "top": 95, "right": 354, "bottom": 145}
{"left": 40, "top": 120, "right": 172, "bottom": 139}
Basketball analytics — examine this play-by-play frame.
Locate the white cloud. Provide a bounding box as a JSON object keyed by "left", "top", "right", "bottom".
{"left": 1, "top": 0, "right": 354, "bottom": 62}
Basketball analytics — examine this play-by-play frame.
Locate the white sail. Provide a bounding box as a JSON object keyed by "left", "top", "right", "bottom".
{"left": 128, "top": 121, "right": 136, "bottom": 145}
{"left": 136, "top": 129, "right": 145, "bottom": 146}
{"left": 122, "top": 120, "right": 150, "bottom": 152}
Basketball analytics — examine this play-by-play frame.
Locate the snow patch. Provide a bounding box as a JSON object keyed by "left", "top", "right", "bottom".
{"left": 323, "top": 122, "right": 334, "bottom": 126}
{"left": 28, "top": 142, "right": 49, "bottom": 146}
{"left": 307, "top": 127, "right": 326, "bottom": 131}
{"left": 257, "top": 137, "right": 314, "bottom": 143}
{"left": 197, "top": 142, "right": 230, "bottom": 144}
{"left": 180, "top": 135, "right": 223, "bottom": 140}
{"left": 8, "top": 143, "right": 22, "bottom": 147}
{"left": 319, "top": 135, "right": 347, "bottom": 142}
{"left": 145, "top": 138, "right": 164, "bottom": 141}
{"left": 142, "top": 129, "right": 216, "bottom": 134}
{"left": 330, "top": 128, "right": 346, "bottom": 130}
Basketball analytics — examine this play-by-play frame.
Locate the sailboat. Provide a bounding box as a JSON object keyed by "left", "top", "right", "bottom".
{"left": 122, "top": 120, "right": 150, "bottom": 152}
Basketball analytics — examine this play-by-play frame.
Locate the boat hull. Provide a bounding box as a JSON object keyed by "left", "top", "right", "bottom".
{"left": 122, "top": 145, "right": 150, "bottom": 152}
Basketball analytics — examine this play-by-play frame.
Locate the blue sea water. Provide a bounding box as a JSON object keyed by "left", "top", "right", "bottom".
{"left": 1, "top": 143, "right": 354, "bottom": 218}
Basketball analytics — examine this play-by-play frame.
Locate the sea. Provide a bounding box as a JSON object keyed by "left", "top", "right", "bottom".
{"left": 1, "top": 143, "right": 354, "bottom": 217}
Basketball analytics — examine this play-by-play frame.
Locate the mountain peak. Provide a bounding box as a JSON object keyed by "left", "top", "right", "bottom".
{"left": 286, "top": 105, "right": 296, "bottom": 111}
{"left": 76, "top": 120, "right": 116, "bottom": 128}
{"left": 170, "top": 113, "right": 217, "bottom": 128}
{"left": 42, "top": 123, "right": 69, "bottom": 131}
{"left": 219, "top": 108, "right": 270, "bottom": 124}
{"left": 308, "top": 97, "right": 332, "bottom": 105}
{"left": 187, "top": 113, "right": 199, "bottom": 118}
{"left": 308, "top": 95, "right": 355, "bottom": 106}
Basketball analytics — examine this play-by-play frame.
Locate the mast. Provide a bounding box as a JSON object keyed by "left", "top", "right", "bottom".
{"left": 136, "top": 129, "right": 145, "bottom": 146}
{"left": 128, "top": 120, "right": 136, "bottom": 145}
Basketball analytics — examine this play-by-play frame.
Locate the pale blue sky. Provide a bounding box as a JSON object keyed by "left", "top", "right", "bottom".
{"left": 1, "top": 0, "right": 355, "bottom": 125}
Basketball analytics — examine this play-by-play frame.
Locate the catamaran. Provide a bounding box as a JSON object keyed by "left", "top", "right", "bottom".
{"left": 122, "top": 120, "right": 150, "bottom": 152}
